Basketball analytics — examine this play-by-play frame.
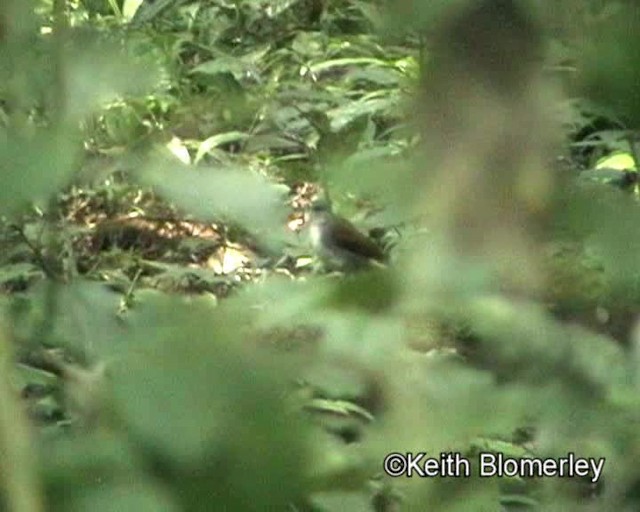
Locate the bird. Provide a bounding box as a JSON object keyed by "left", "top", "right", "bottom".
{"left": 307, "top": 200, "right": 386, "bottom": 271}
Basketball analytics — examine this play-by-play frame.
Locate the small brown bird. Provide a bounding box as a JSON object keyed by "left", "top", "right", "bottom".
{"left": 308, "top": 201, "right": 386, "bottom": 271}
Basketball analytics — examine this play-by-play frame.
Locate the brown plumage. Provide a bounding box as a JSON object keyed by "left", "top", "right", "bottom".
{"left": 309, "top": 201, "right": 385, "bottom": 271}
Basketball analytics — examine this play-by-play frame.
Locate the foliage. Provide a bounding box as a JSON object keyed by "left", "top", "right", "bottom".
{"left": 2, "top": 1, "right": 640, "bottom": 512}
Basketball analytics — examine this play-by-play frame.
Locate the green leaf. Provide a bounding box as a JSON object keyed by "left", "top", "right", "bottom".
{"left": 135, "top": 156, "right": 288, "bottom": 244}
{"left": 122, "top": 0, "right": 145, "bottom": 20}
{"left": 66, "top": 35, "right": 161, "bottom": 121}
{"left": 308, "top": 57, "right": 390, "bottom": 75}
{"left": 596, "top": 152, "right": 636, "bottom": 171}
{"left": 0, "top": 129, "right": 77, "bottom": 217}
{"left": 43, "top": 432, "right": 173, "bottom": 511}
{"left": 0, "top": 263, "right": 42, "bottom": 288}
{"left": 309, "top": 491, "right": 373, "bottom": 512}
{"left": 15, "top": 280, "right": 126, "bottom": 359}
{"left": 111, "top": 295, "right": 310, "bottom": 510}
{"left": 580, "top": 8, "right": 640, "bottom": 127}
{"left": 195, "top": 132, "right": 250, "bottom": 164}
{"left": 72, "top": 483, "right": 177, "bottom": 512}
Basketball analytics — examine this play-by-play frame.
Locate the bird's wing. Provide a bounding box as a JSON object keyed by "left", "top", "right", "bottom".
{"left": 331, "top": 217, "right": 386, "bottom": 261}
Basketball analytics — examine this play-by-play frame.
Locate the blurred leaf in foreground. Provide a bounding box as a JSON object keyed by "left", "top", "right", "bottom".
{"left": 134, "top": 154, "right": 289, "bottom": 248}
{"left": 0, "top": 129, "right": 77, "bottom": 217}
{"left": 110, "top": 293, "right": 311, "bottom": 511}
{"left": 580, "top": 6, "right": 640, "bottom": 128}
{"left": 65, "top": 31, "right": 162, "bottom": 122}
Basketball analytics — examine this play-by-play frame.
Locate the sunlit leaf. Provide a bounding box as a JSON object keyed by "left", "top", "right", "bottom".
{"left": 122, "top": 0, "right": 145, "bottom": 20}
{"left": 166, "top": 136, "right": 191, "bottom": 164}
{"left": 194, "top": 132, "right": 250, "bottom": 164}
{"left": 596, "top": 152, "right": 636, "bottom": 171}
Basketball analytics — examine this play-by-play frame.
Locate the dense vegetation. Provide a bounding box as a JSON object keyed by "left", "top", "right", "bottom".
{"left": 2, "top": 0, "right": 640, "bottom": 510}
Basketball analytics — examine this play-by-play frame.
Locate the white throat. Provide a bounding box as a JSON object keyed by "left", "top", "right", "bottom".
{"left": 309, "top": 220, "right": 324, "bottom": 249}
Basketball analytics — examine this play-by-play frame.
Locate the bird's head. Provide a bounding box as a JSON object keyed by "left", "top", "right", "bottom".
{"left": 310, "top": 199, "right": 331, "bottom": 214}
